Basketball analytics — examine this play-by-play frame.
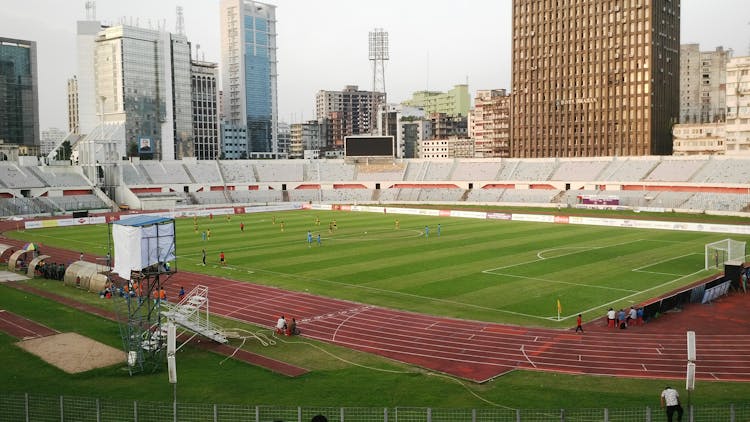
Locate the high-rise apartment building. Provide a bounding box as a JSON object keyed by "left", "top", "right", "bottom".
{"left": 289, "top": 121, "right": 324, "bottom": 159}
{"left": 315, "top": 85, "right": 385, "bottom": 148}
{"left": 725, "top": 56, "right": 750, "bottom": 155}
{"left": 680, "top": 44, "right": 731, "bottom": 124}
{"left": 470, "top": 89, "right": 511, "bottom": 157}
{"left": 40, "top": 128, "right": 67, "bottom": 156}
{"left": 402, "top": 84, "right": 470, "bottom": 116}
{"left": 67, "top": 76, "right": 79, "bottom": 134}
{"left": 220, "top": 0, "right": 278, "bottom": 154}
{"left": 511, "top": 0, "right": 680, "bottom": 157}
{"left": 191, "top": 60, "right": 220, "bottom": 160}
{"left": 94, "top": 25, "right": 193, "bottom": 160}
{"left": 0, "top": 37, "right": 39, "bottom": 152}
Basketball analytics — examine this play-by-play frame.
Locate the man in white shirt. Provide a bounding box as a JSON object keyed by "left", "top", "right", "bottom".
{"left": 275, "top": 315, "right": 287, "bottom": 334}
{"left": 607, "top": 308, "right": 616, "bottom": 328}
{"left": 660, "top": 386, "right": 683, "bottom": 422}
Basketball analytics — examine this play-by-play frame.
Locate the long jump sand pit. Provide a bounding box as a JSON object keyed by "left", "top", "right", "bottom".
{"left": 17, "top": 332, "right": 125, "bottom": 374}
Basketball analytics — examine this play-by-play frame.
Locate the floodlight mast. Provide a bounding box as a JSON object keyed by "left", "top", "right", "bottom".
{"left": 369, "top": 28, "right": 388, "bottom": 135}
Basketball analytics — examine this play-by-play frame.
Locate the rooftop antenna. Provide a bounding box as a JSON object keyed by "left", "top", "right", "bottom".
{"left": 176, "top": 6, "right": 185, "bottom": 35}
{"left": 85, "top": 1, "right": 96, "bottom": 20}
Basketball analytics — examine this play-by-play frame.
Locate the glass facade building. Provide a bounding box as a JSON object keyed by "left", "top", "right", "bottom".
{"left": 94, "top": 26, "right": 193, "bottom": 160}
{"left": 220, "top": 0, "right": 278, "bottom": 155}
{"left": 0, "top": 37, "right": 39, "bottom": 151}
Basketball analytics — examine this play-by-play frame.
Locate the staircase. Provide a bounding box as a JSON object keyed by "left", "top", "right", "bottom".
{"left": 160, "top": 285, "right": 228, "bottom": 344}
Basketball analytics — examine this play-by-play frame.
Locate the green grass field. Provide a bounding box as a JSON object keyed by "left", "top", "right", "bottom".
{"left": 6, "top": 209, "right": 745, "bottom": 327}
{"left": 3, "top": 208, "right": 750, "bottom": 411}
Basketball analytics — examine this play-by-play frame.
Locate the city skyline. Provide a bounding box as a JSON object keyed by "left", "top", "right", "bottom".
{"left": 1, "top": 0, "right": 749, "bottom": 133}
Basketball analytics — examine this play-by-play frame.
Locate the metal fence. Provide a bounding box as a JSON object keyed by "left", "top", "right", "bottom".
{"left": 1, "top": 394, "right": 749, "bottom": 422}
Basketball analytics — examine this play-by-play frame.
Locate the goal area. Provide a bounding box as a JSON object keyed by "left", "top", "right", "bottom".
{"left": 705, "top": 239, "right": 746, "bottom": 270}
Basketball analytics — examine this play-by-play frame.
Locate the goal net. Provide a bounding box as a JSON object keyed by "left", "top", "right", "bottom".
{"left": 705, "top": 239, "right": 746, "bottom": 270}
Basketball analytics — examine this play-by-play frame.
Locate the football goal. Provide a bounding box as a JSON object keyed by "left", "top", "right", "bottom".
{"left": 705, "top": 239, "right": 746, "bottom": 270}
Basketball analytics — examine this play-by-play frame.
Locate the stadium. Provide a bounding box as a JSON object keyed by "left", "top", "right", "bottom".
{"left": 2, "top": 156, "right": 750, "bottom": 421}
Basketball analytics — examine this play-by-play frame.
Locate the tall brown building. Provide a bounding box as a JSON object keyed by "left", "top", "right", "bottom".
{"left": 511, "top": 0, "right": 680, "bottom": 157}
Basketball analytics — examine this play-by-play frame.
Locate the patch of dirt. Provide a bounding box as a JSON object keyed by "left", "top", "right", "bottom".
{"left": 16, "top": 332, "right": 125, "bottom": 373}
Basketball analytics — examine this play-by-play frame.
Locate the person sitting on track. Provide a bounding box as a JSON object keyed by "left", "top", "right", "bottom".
{"left": 275, "top": 315, "right": 287, "bottom": 335}
{"left": 287, "top": 318, "right": 300, "bottom": 336}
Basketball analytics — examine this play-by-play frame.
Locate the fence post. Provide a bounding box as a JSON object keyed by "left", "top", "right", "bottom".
{"left": 134, "top": 400, "right": 138, "bottom": 422}
{"left": 730, "top": 403, "right": 735, "bottom": 422}
{"left": 560, "top": 408, "right": 565, "bottom": 422}
{"left": 213, "top": 403, "right": 218, "bottom": 422}
{"left": 516, "top": 408, "right": 521, "bottom": 422}
{"left": 689, "top": 405, "right": 694, "bottom": 422}
{"left": 646, "top": 406, "right": 651, "bottom": 422}
{"left": 298, "top": 406, "right": 302, "bottom": 422}
{"left": 384, "top": 407, "right": 388, "bottom": 422}
{"left": 255, "top": 405, "right": 260, "bottom": 422}
{"left": 173, "top": 399, "right": 177, "bottom": 422}
{"left": 471, "top": 408, "right": 476, "bottom": 422}
{"left": 427, "top": 407, "right": 432, "bottom": 422}
{"left": 96, "top": 398, "right": 101, "bottom": 422}
{"left": 24, "top": 393, "right": 29, "bottom": 422}
{"left": 60, "top": 395, "right": 64, "bottom": 422}
{"left": 340, "top": 407, "right": 345, "bottom": 422}
{"left": 604, "top": 407, "right": 608, "bottom": 422}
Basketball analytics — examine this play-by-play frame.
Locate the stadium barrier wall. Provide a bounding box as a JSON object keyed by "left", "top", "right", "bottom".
{"left": 1, "top": 393, "right": 749, "bottom": 422}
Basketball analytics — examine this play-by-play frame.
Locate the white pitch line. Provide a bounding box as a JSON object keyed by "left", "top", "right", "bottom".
{"left": 520, "top": 345, "right": 537, "bottom": 368}
{"left": 571, "top": 268, "right": 707, "bottom": 318}
{"left": 482, "top": 238, "right": 647, "bottom": 273}
{"left": 632, "top": 252, "right": 700, "bottom": 272}
{"left": 483, "top": 272, "right": 639, "bottom": 293}
{"left": 635, "top": 270, "right": 687, "bottom": 276}
{"left": 642, "top": 364, "right": 648, "bottom": 371}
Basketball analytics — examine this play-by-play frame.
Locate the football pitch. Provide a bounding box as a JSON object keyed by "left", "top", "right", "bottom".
{"left": 9, "top": 209, "right": 745, "bottom": 326}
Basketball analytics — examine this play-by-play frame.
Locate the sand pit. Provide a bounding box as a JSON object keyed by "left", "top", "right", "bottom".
{"left": 17, "top": 332, "right": 126, "bottom": 373}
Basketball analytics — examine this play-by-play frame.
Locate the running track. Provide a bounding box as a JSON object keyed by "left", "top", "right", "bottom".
{"left": 2, "top": 237, "right": 750, "bottom": 383}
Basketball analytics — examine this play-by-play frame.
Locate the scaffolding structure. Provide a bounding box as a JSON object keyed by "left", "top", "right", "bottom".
{"left": 109, "top": 216, "right": 177, "bottom": 375}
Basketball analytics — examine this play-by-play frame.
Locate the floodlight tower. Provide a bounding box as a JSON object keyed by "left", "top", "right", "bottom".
{"left": 369, "top": 28, "right": 389, "bottom": 135}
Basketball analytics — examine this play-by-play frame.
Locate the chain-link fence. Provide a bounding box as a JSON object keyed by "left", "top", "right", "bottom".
{"left": 1, "top": 394, "right": 749, "bottom": 422}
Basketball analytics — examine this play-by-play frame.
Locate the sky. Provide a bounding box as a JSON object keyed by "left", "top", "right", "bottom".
{"left": 2, "top": 0, "right": 749, "bottom": 131}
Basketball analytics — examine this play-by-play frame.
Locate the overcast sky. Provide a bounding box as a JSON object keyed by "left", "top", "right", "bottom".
{"left": 2, "top": 0, "right": 749, "bottom": 131}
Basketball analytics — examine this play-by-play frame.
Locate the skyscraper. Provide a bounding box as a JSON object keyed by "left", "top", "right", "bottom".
{"left": 94, "top": 25, "right": 193, "bottom": 160}
{"left": 0, "top": 37, "right": 39, "bottom": 152}
{"left": 511, "top": 0, "right": 680, "bottom": 157}
{"left": 220, "top": 0, "right": 278, "bottom": 154}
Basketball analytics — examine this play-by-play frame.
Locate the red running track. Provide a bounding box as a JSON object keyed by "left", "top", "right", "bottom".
{"left": 2, "top": 236, "right": 750, "bottom": 383}
{"left": 164, "top": 270, "right": 750, "bottom": 383}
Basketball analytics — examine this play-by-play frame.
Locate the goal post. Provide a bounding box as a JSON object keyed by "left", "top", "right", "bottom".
{"left": 705, "top": 239, "right": 746, "bottom": 270}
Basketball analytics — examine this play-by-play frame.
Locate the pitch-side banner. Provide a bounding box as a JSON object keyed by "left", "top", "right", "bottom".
{"left": 24, "top": 216, "right": 106, "bottom": 229}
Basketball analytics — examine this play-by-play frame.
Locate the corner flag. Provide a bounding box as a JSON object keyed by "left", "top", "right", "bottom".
{"left": 556, "top": 299, "right": 562, "bottom": 321}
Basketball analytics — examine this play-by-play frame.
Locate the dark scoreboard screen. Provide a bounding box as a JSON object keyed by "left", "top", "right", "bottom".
{"left": 344, "top": 136, "right": 394, "bottom": 157}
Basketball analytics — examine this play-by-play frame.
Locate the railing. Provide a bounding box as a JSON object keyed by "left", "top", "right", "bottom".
{"left": 1, "top": 393, "right": 749, "bottom": 422}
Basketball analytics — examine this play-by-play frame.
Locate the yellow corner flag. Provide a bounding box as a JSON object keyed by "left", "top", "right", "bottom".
{"left": 556, "top": 299, "right": 562, "bottom": 315}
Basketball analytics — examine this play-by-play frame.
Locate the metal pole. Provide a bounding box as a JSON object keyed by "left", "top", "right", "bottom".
{"left": 60, "top": 395, "right": 64, "bottom": 421}
{"left": 24, "top": 393, "right": 29, "bottom": 422}
{"left": 134, "top": 400, "right": 138, "bottom": 422}
{"left": 173, "top": 383, "right": 177, "bottom": 422}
